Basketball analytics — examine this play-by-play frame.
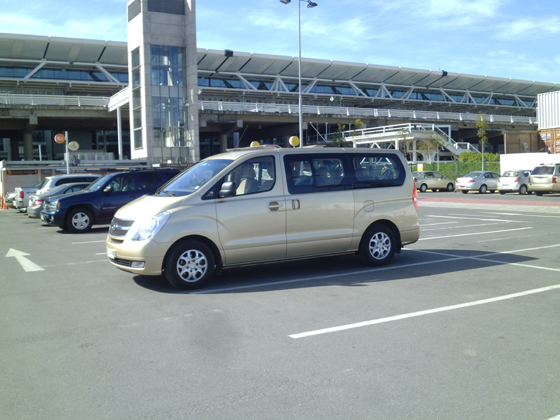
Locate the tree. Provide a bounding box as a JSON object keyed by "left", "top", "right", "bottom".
{"left": 331, "top": 124, "right": 346, "bottom": 147}
{"left": 417, "top": 131, "right": 440, "bottom": 164}
{"left": 476, "top": 112, "right": 489, "bottom": 171}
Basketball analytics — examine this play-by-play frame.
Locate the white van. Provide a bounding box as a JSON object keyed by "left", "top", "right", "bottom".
{"left": 106, "top": 146, "right": 420, "bottom": 290}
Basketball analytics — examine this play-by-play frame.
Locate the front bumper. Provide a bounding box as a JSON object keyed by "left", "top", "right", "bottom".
{"left": 40, "top": 210, "right": 64, "bottom": 226}
{"left": 106, "top": 236, "right": 170, "bottom": 276}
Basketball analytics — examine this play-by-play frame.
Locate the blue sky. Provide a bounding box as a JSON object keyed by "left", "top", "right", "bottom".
{"left": 1, "top": 0, "right": 559, "bottom": 83}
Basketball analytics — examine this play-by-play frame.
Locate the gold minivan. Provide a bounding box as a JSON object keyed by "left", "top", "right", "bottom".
{"left": 106, "top": 146, "right": 420, "bottom": 290}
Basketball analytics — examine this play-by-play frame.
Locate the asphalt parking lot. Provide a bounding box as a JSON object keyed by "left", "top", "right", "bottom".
{"left": 2, "top": 193, "right": 560, "bottom": 420}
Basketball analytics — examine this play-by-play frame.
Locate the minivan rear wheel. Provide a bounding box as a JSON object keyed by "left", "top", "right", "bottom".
{"left": 360, "top": 224, "right": 396, "bottom": 267}
{"left": 164, "top": 240, "right": 215, "bottom": 290}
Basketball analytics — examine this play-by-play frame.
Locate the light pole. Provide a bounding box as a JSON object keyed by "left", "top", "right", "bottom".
{"left": 280, "top": 0, "right": 318, "bottom": 147}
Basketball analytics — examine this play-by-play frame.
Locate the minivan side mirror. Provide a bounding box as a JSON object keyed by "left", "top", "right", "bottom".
{"left": 103, "top": 186, "right": 113, "bottom": 193}
{"left": 218, "top": 182, "right": 236, "bottom": 198}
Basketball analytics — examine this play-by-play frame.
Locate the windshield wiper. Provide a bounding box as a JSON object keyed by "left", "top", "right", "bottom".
{"left": 159, "top": 190, "right": 175, "bottom": 197}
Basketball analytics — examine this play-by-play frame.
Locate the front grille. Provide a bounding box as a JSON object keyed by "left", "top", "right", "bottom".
{"left": 110, "top": 257, "right": 133, "bottom": 267}
{"left": 109, "top": 217, "right": 134, "bottom": 238}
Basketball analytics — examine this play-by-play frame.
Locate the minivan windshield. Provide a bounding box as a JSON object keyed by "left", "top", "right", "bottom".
{"left": 157, "top": 159, "right": 232, "bottom": 197}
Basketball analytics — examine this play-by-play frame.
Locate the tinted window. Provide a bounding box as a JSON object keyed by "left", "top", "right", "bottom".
{"left": 351, "top": 153, "right": 406, "bottom": 189}
{"left": 284, "top": 154, "right": 351, "bottom": 194}
{"left": 139, "top": 172, "right": 164, "bottom": 190}
{"left": 107, "top": 174, "right": 139, "bottom": 192}
{"left": 532, "top": 167, "right": 554, "bottom": 175}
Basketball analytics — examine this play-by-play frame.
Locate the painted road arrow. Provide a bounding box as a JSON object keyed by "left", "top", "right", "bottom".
{"left": 5, "top": 248, "right": 45, "bottom": 272}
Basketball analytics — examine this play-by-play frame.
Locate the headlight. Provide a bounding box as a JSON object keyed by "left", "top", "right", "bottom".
{"left": 126, "top": 212, "right": 171, "bottom": 242}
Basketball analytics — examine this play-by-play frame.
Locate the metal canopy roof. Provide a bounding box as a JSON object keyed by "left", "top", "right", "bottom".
{"left": 1, "top": 33, "right": 558, "bottom": 98}
{"left": 197, "top": 48, "right": 559, "bottom": 97}
{"left": 0, "top": 33, "right": 128, "bottom": 66}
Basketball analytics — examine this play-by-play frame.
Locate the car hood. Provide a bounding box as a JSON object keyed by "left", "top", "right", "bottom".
{"left": 114, "top": 195, "right": 185, "bottom": 220}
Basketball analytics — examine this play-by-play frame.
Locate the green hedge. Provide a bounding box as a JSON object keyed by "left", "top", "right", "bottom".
{"left": 410, "top": 161, "right": 501, "bottom": 179}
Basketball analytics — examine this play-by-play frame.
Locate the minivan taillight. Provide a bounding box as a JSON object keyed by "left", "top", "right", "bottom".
{"left": 553, "top": 176, "right": 558, "bottom": 184}
{"left": 413, "top": 183, "right": 418, "bottom": 212}
{"left": 19, "top": 191, "right": 24, "bottom": 198}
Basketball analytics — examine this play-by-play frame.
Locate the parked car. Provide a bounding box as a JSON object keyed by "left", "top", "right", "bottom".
{"left": 35, "top": 173, "right": 100, "bottom": 195}
{"left": 498, "top": 170, "right": 532, "bottom": 195}
{"left": 13, "top": 181, "right": 47, "bottom": 211}
{"left": 106, "top": 146, "right": 420, "bottom": 290}
{"left": 412, "top": 171, "right": 455, "bottom": 192}
{"left": 41, "top": 169, "right": 180, "bottom": 232}
{"left": 529, "top": 164, "right": 560, "bottom": 196}
{"left": 27, "top": 182, "right": 91, "bottom": 218}
{"left": 455, "top": 171, "right": 500, "bottom": 194}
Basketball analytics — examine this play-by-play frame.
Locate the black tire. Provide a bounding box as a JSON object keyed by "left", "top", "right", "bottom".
{"left": 446, "top": 183, "right": 454, "bottom": 192}
{"left": 420, "top": 184, "right": 428, "bottom": 193}
{"left": 499, "top": 191, "right": 506, "bottom": 195}
{"left": 432, "top": 188, "right": 439, "bottom": 192}
{"left": 164, "top": 240, "right": 215, "bottom": 290}
{"left": 535, "top": 192, "right": 543, "bottom": 196}
{"left": 360, "top": 224, "right": 396, "bottom": 267}
{"left": 519, "top": 185, "right": 528, "bottom": 195}
{"left": 479, "top": 184, "right": 487, "bottom": 194}
{"left": 66, "top": 208, "right": 93, "bottom": 233}
{"left": 461, "top": 190, "right": 468, "bottom": 194}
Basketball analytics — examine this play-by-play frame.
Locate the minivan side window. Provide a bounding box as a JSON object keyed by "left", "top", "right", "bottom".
{"left": 219, "top": 156, "right": 276, "bottom": 197}
{"left": 351, "top": 153, "right": 405, "bottom": 188}
{"left": 284, "top": 154, "right": 351, "bottom": 194}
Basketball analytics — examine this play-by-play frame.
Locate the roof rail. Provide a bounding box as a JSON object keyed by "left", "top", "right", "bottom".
{"left": 226, "top": 145, "right": 282, "bottom": 152}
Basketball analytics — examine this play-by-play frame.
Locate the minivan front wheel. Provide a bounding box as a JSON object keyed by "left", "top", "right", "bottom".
{"left": 360, "top": 224, "right": 396, "bottom": 267}
{"left": 164, "top": 240, "right": 215, "bottom": 290}
{"left": 66, "top": 208, "right": 93, "bottom": 233}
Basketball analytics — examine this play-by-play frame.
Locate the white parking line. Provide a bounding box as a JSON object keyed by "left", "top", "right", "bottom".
{"left": 419, "top": 227, "right": 532, "bottom": 240}
{"left": 71, "top": 240, "right": 106, "bottom": 244}
{"left": 428, "top": 215, "right": 523, "bottom": 223}
{"left": 419, "top": 222, "right": 459, "bottom": 227}
{"left": 289, "top": 283, "right": 560, "bottom": 339}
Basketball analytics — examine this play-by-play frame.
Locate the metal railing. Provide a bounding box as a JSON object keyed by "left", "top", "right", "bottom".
{"left": 198, "top": 100, "right": 537, "bottom": 126}
{"left": 0, "top": 94, "right": 110, "bottom": 107}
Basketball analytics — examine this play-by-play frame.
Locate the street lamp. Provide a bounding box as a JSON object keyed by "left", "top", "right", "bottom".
{"left": 280, "top": 0, "right": 318, "bottom": 147}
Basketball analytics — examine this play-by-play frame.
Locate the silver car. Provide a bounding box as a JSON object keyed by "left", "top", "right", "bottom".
{"left": 412, "top": 171, "right": 455, "bottom": 192}
{"left": 455, "top": 171, "right": 500, "bottom": 194}
{"left": 27, "top": 182, "right": 91, "bottom": 218}
{"left": 498, "top": 170, "right": 532, "bottom": 195}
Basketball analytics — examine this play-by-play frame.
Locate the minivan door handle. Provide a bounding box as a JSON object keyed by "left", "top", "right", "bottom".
{"left": 292, "top": 199, "right": 301, "bottom": 210}
{"left": 268, "top": 201, "right": 282, "bottom": 211}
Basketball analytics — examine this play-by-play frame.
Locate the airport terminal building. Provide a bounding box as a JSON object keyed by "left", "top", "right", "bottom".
{"left": 1, "top": 0, "right": 559, "bottom": 165}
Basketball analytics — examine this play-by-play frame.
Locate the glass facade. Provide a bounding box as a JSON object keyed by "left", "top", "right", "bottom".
{"left": 131, "top": 48, "right": 142, "bottom": 150}
{"left": 150, "top": 44, "right": 189, "bottom": 164}
{"left": 0, "top": 66, "right": 128, "bottom": 83}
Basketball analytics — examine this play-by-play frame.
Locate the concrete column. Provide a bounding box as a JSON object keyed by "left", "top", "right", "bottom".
{"left": 186, "top": 0, "right": 199, "bottom": 164}
{"left": 117, "top": 107, "right": 123, "bottom": 160}
{"left": 23, "top": 130, "right": 34, "bottom": 161}
{"left": 220, "top": 134, "right": 228, "bottom": 153}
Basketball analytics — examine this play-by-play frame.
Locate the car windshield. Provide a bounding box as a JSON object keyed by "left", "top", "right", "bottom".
{"left": 465, "top": 172, "right": 481, "bottom": 178}
{"left": 83, "top": 174, "right": 112, "bottom": 192}
{"left": 156, "top": 159, "right": 232, "bottom": 197}
{"left": 532, "top": 166, "right": 554, "bottom": 175}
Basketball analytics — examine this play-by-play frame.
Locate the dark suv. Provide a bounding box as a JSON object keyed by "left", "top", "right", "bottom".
{"left": 41, "top": 169, "right": 180, "bottom": 233}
